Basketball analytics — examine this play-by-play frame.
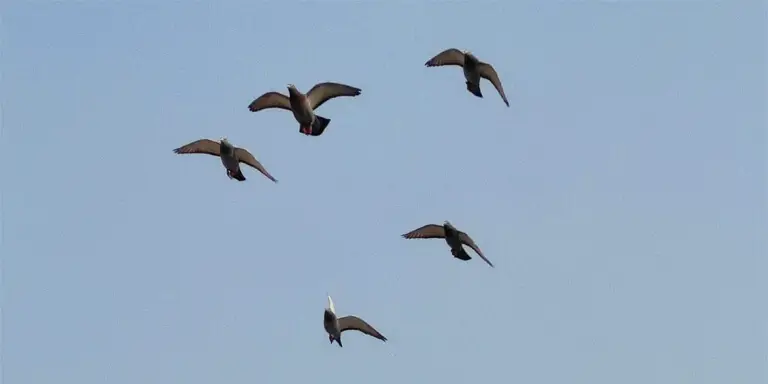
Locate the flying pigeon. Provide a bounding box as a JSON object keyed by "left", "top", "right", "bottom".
{"left": 248, "top": 82, "right": 362, "bottom": 136}
{"left": 425, "top": 49, "right": 509, "bottom": 107}
{"left": 402, "top": 221, "right": 494, "bottom": 267}
{"left": 324, "top": 295, "right": 387, "bottom": 348}
{"left": 172, "top": 137, "right": 277, "bottom": 183}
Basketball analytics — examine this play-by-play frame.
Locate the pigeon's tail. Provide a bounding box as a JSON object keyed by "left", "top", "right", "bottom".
{"left": 451, "top": 247, "right": 473, "bottom": 261}
{"left": 309, "top": 115, "right": 331, "bottom": 136}
{"left": 229, "top": 168, "right": 246, "bottom": 181}
{"left": 466, "top": 81, "right": 483, "bottom": 98}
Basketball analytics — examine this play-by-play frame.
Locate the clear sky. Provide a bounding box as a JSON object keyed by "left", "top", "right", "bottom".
{"left": 2, "top": 2, "right": 766, "bottom": 383}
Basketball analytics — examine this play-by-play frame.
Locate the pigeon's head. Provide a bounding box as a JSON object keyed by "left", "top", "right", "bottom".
{"left": 220, "top": 136, "right": 228, "bottom": 142}
{"left": 287, "top": 84, "right": 298, "bottom": 94}
{"left": 327, "top": 295, "right": 335, "bottom": 314}
{"left": 443, "top": 220, "right": 455, "bottom": 229}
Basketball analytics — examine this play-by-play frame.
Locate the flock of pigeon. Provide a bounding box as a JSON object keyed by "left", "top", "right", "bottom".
{"left": 173, "top": 48, "right": 508, "bottom": 347}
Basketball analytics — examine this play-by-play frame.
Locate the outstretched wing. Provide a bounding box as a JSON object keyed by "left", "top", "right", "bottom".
{"left": 248, "top": 92, "right": 292, "bottom": 112}
{"left": 234, "top": 147, "right": 278, "bottom": 183}
{"left": 424, "top": 48, "right": 465, "bottom": 67}
{"left": 477, "top": 62, "right": 509, "bottom": 107}
{"left": 173, "top": 139, "right": 221, "bottom": 157}
{"left": 401, "top": 224, "right": 446, "bottom": 239}
{"left": 458, "top": 231, "right": 494, "bottom": 267}
{"left": 338, "top": 315, "right": 387, "bottom": 342}
{"left": 306, "top": 82, "right": 362, "bottom": 110}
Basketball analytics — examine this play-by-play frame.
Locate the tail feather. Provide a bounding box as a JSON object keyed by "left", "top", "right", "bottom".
{"left": 228, "top": 168, "right": 246, "bottom": 181}
{"left": 466, "top": 81, "right": 483, "bottom": 98}
{"left": 309, "top": 115, "right": 331, "bottom": 136}
{"left": 451, "top": 247, "right": 472, "bottom": 261}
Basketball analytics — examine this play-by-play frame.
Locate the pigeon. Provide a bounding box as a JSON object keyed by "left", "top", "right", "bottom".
{"left": 402, "top": 221, "right": 494, "bottom": 267}
{"left": 248, "top": 83, "right": 362, "bottom": 136}
{"left": 324, "top": 295, "right": 387, "bottom": 348}
{"left": 425, "top": 49, "right": 509, "bottom": 107}
{"left": 172, "top": 137, "right": 277, "bottom": 183}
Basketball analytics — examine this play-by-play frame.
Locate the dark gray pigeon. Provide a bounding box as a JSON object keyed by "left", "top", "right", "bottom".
{"left": 323, "top": 295, "right": 387, "bottom": 348}
{"left": 425, "top": 49, "right": 509, "bottom": 107}
{"left": 402, "top": 220, "right": 494, "bottom": 267}
{"left": 248, "top": 83, "right": 362, "bottom": 136}
{"left": 173, "top": 137, "right": 277, "bottom": 183}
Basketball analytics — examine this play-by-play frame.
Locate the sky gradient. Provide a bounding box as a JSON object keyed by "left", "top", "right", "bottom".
{"left": 2, "top": 2, "right": 766, "bottom": 384}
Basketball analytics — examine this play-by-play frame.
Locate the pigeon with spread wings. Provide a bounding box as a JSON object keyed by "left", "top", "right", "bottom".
{"left": 402, "top": 221, "right": 494, "bottom": 267}
{"left": 323, "top": 295, "right": 387, "bottom": 348}
{"left": 248, "top": 82, "right": 362, "bottom": 136}
{"left": 172, "top": 137, "right": 278, "bottom": 183}
{"left": 425, "top": 48, "right": 509, "bottom": 107}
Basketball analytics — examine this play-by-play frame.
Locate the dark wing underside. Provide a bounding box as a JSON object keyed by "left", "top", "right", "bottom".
{"left": 338, "top": 315, "right": 387, "bottom": 342}
{"left": 424, "top": 48, "right": 465, "bottom": 67}
{"left": 233, "top": 147, "right": 278, "bottom": 183}
{"left": 401, "top": 224, "right": 446, "bottom": 239}
{"left": 173, "top": 139, "right": 221, "bottom": 157}
{"left": 477, "top": 62, "right": 509, "bottom": 107}
{"left": 248, "top": 92, "right": 292, "bottom": 112}
{"left": 306, "top": 82, "right": 362, "bottom": 110}
{"left": 458, "top": 231, "right": 494, "bottom": 267}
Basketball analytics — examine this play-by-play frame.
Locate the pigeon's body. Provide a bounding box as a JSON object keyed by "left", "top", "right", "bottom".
{"left": 323, "top": 309, "right": 342, "bottom": 345}
{"left": 173, "top": 137, "right": 277, "bottom": 183}
{"left": 425, "top": 48, "right": 509, "bottom": 107}
{"left": 287, "top": 87, "right": 316, "bottom": 129}
{"left": 441, "top": 223, "right": 472, "bottom": 261}
{"left": 402, "top": 221, "right": 494, "bottom": 267}
{"left": 217, "top": 140, "right": 241, "bottom": 179}
{"left": 323, "top": 296, "right": 387, "bottom": 348}
{"left": 460, "top": 54, "right": 484, "bottom": 98}
{"left": 248, "top": 83, "right": 362, "bottom": 136}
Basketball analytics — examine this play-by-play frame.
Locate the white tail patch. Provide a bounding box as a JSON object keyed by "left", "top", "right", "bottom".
{"left": 327, "top": 295, "right": 336, "bottom": 314}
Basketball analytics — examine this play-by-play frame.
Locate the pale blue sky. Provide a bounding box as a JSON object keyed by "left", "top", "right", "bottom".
{"left": 2, "top": 2, "right": 766, "bottom": 384}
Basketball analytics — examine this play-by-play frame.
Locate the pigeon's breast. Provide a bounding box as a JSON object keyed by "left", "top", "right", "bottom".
{"left": 323, "top": 310, "right": 338, "bottom": 333}
{"left": 289, "top": 96, "right": 314, "bottom": 123}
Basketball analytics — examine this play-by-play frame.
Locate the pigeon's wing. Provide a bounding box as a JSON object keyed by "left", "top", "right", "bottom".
{"left": 173, "top": 139, "right": 221, "bottom": 157}
{"left": 401, "top": 224, "right": 446, "bottom": 239}
{"left": 338, "top": 315, "right": 388, "bottom": 342}
{"left": 424, "top": 48, "right": 465, "bottom": 67}
{"left": 248, "top": 92, "right": 292, "bottom": 112}
{"left": 477, "top": 62, "right": 510, "bottom": 107}
{"left": 458, "top": 231, "right": 494, "bottom": 267}
{"left": 234, "top": 147, "right": 278, "bottom": 183}
{"left": 306, "top": 82, "right": 362, "bottom": 110}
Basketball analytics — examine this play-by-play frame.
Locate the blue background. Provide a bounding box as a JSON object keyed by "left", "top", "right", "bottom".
{"left": 3, "top": 2, "right": 766, "bottom": 383}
